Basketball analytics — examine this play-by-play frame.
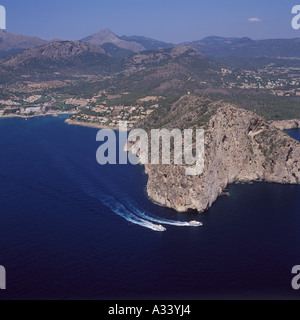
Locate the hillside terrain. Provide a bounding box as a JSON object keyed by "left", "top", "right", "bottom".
{"left": 0, "top": 30, "right": 48, "bottom": 57}
{"left": 0, "top": 31, "right": 299, "bottom": 124}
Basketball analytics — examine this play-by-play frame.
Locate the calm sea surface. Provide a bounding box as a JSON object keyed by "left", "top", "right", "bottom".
{"left": 0, "top": 116, "right": 300, "bottom": 300}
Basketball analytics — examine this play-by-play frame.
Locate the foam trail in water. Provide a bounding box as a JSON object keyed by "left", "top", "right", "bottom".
{"left": 42, "top": 144, "right": 199, "bottom": 231}
{"left": 126, "top": 202, "right": 202, "bottom": 227}
{"left": 89, "top": 192, "right": 166, "bottom": 232}
{"left": 39, "top": 143, "right": 165, "bottom": 231}
{"left": 86, "top": 189, "right": 202, "bottom": 230}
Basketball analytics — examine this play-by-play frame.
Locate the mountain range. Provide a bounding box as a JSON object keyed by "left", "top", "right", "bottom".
{"left": 0, "top": 28, "right": 173, "bottom": 59}
{"left": 1, "top": 28, "right": 300, "bottom": 59}
{"left": 183, "top": 36, "right": 300, "bottom": 58}
{"left": 0, "top": 41, "right": 220, "bottom": 90}
{"left": 0, "top": 40, "right": 121, "bottom": 83}
{"left": 0, "top": 28, "right": 299, "bottom": 94}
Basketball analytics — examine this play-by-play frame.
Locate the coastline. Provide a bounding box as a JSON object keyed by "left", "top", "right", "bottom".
{"left": 65, "top": 118, "right": 129, "bottom": 131}
{"left": 0, "top": 112, "right": 75, "bottom": 119}
{"left": 0, "top": 112, "right": 130, "bottom": 131}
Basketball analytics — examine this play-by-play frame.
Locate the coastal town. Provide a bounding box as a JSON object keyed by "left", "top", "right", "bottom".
{"left": 0, "top": 89, "right": 162, "bottom": 129}
{"left": 0, "top": 62, "right": 299, "bottom": 127}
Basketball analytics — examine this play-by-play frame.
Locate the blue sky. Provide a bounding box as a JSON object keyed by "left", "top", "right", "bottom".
{"left": 1, "top": 0, "right": 300, "bottom": 42}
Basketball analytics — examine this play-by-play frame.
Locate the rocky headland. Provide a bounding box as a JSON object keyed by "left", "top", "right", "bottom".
{"left": 136, "top": 95, "right": 300, "bottom": 212}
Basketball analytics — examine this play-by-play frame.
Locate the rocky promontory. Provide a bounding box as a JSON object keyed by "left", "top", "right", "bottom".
{"left": 269, "top": 119, "right": 300, "bottom": 131}
{"left": 136, "top": 95, "right": 300, "bottom": 212}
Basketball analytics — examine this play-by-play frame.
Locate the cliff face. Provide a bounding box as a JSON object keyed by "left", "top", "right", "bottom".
{"left": 140, "top": 95, "right": 300, "bottom": 212}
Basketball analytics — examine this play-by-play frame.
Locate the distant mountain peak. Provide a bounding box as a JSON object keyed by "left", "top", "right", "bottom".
{"left": 81, "top": 29, "right": 145, "bottom": 53}
{"left": 81, "top": 28, "right": 118, "bottom": 43}
{"left": 100, "top": 28, "right": 115, "bottom": 34}
{"left": 93, "top": 28, "right": 118, "bottom": 39}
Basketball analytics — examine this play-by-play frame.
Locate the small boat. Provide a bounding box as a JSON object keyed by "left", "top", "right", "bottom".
{"left": 189, "top": 220, "right": 203, "bottom": 227}
{"left": 152, "top": 224, "right": 166, "bottom": 232}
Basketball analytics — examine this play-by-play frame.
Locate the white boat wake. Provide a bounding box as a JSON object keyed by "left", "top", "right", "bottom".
{"left": 127, "top": 202, "right": 202, "bottom": 227}
{"left": 89, "top": 192, "right": 202, "bottom": 232}
{"left": 42, "top": 145, "right": 202, "bottom": 232}
{"left": 94, "top": 194, "right": 167, "bottom": 232}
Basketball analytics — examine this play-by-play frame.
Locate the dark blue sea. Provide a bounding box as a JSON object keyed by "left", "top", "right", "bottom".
{"left": 0, "top": 116, "right": 300, "bottom": 300}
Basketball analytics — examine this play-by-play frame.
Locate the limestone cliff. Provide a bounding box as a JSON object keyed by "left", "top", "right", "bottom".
{"left": 137, "top": 95, "right": 300, "bottom": 212}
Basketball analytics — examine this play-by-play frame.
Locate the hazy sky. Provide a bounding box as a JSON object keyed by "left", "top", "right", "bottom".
{"left": 1, "top": 0, "right": 300, "bottom": 42}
